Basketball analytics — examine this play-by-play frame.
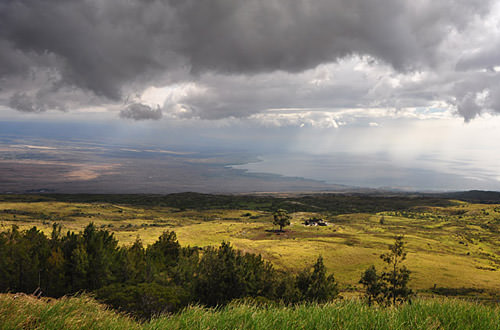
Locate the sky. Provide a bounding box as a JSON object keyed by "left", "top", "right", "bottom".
{"left": 2, "top": 0, "right": 500, "bottom": 191}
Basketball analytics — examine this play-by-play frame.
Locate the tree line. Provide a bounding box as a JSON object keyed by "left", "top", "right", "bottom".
{"left": 0, "top": 193, "right": 454, "bottom": 214}
{"left": 0, "top": 223, "right": 338, "bottom": 318}
{"left": 0, "top": 223, "right": 412, "bottom": 318}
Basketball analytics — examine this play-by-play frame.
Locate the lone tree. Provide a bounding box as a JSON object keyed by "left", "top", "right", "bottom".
{"left": 273, "top": 209, "right": 291, "bottom": 232}
{"left": 360, "top": 235, "right": 412, "bottom": 306}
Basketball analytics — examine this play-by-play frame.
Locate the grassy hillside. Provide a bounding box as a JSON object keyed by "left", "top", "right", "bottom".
{"left": 0, "top": 193, "right": 499, "bottom": 297}
{"left": 0, "top": 294, "right": 499, "bottom": 330}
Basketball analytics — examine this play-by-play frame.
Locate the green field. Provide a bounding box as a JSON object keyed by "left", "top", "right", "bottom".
{"left": 1, "top": 294, "right": 499, "bottom": 330}
{"left": 0, "top": 193, "right": 499, "bottom": 298}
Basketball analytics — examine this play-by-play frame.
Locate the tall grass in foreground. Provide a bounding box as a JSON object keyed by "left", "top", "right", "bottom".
{"left": 148, "top": 299, "right": 500, "bottom": 330}
{"left": 0, "top": 294, "right": 139, "bottom": 330}
{"left": 1, "top": 294, "right": 499, "bottom": 330}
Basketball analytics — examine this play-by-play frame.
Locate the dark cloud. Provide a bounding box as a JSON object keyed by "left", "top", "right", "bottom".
{"left": 7, "top": 82, "right": 68, "bottom": 113}
{"left": 452, "top": 39, "right": 500, "bottom": 120}
{"left": 0, "top": 0, "right": 177, "bottom": 100}
{"left": 451, "top": 73, "right": 500, "bottom": 121}
{"left": 176, "top": 0, "right": 491, "bottom": 73}
{"left": 0, "top": 0, "right": 495, "bottom": 119}
{"left": 120, "top": 103, "right": 162, "bottom": 120}
{"left": 8, "top": 92, "right": 45, "bottom": 113}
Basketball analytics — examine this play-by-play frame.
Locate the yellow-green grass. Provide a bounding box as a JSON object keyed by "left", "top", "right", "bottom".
{"left": 0, "top": 294, "right": 139, "bottom": 330}
{"left": 1, "top": 293, "right": 499, "bottom": 330}
{"left": 1, "top": 200, "right": 499, "bottom": 294}
{"left": 149, "top": 299, "right": 500, "bottom": 330}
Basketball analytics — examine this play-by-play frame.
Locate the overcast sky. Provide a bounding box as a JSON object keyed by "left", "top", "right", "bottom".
{"left": 2, "top": 0, "right": 500, "bottom": 190}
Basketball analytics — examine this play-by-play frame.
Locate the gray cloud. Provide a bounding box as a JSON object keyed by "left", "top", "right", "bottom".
{"left": 8, "top": 92, "right": 46, "bottom": 113}
{"left": 456, "top": 41, "right": 500, "bottom": 72}
{"left": 451, "top": 35, "right": 500, "bottom": 120}
{"left": 8, "top": 84, "right": 68, "bottom": 113}
{"left": 451, "top": 73, "right": 500, "bottom": 121}
{"left": 162, "top": 68, "right": 370, "bottom": 120}
{"left": 120, "top": 103, "right": 163, "bottom": 121}
{"left": 172, "top": 0, "right": 492, "bottom": 74}
{"left": 161, "top": 58, "right": 444, "bottom": 120}
{"left": 0, "top": 0, "right": 496, "bottom": 119}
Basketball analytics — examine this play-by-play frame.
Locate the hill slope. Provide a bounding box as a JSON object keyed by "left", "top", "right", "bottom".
{"left": 0, "top": 193, "right": 499, "bottom": 296}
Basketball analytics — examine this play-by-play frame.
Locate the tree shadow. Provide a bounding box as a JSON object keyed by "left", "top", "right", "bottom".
{"left": 265, "top": 229, "right": 285, "bottom": 234}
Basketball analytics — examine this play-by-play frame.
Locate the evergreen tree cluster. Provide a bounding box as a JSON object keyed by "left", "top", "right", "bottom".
{"left": 0, "top": 223, "right": 338, "bottom": 318}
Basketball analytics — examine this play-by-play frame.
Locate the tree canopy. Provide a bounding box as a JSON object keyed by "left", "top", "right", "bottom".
{"left": 0, "top": 223, "right": 339, "bottom": 318}
{"left": 273, "top": 209, "right": 291, "bottom": 231}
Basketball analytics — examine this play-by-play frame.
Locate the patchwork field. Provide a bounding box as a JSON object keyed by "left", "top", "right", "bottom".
{"left": 0, "top": 193, "right": 499, "bottom": 299}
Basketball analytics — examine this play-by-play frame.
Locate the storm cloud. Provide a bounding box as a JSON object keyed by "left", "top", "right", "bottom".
{"left": 0, "top": 0, "right": 498, "bottom": 120}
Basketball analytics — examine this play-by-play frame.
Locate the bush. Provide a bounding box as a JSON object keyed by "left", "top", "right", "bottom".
{"left": 296, "top": 256, "right": 338, "bottom": 303}
{"left": 96, "top": 282, "right": 190, "bottom": 319}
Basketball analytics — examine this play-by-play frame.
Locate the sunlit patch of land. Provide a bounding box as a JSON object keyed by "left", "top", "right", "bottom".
{"left": 0, "top": 194, "right": 499, "bottom": 299}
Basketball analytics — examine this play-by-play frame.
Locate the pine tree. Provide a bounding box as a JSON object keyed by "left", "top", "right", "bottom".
{"left": 379, "top": 236, "right": 412, "bottom": 305}
{"left": 296, "top": 256, "right": 338, "bottom": 302}
{"left": 360, "top": 236, "right": 413, "bottom": 306}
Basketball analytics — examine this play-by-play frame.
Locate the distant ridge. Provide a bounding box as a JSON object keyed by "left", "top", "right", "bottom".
{"left": 439, "top": 190, "right": 500, "bottom": 203}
